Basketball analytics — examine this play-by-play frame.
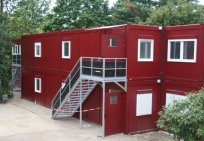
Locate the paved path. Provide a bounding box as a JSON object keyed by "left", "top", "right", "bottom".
{"left": 0, "top": 92, "right": 173, "bottom": 141}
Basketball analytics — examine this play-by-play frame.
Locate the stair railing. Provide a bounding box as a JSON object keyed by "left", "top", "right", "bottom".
{"left": 9, "top": 67, "right": 21, "bottom": 87}
{"left": 52, "top": 57, "right": 127, "bottom": 117}
{"left": 52, "top": 58, "right": 81, "bottom": 115}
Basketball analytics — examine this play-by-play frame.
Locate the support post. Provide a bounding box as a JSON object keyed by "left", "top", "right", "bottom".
{"left": 102, "top": 82, "right": 105, "bottom": 137}
{"left": 80, "top": 80, "right": 83, "bottom": 128}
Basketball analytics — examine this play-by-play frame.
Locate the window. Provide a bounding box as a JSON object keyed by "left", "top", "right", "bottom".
{"left": 62, "top": 41, "right": 71, "bottom": 59}
{"left": 136, "top": 93, "right": 152, "bottom": 116}
{"left": 166, "top": 93, "right": 186, "bottom": 106}
{"left": 12, "top": 45, "right": 18, "bottom": 55}
{"left": 109, "top": 38, "right": 118, "bottom": 47}
{"left": 138, "top": 39, "right": 154, "bottom": 62}
{"left": 168, "top": 39, "right": 197, "bottom": 63}
{"left": 35, "top": 77, "right": 41, "bottom": 93}
{"left": 34, "top": 42, "right": 41, "bottom": 57}
{"left": 110, "top": 96, "right": 118, "bottom": 104}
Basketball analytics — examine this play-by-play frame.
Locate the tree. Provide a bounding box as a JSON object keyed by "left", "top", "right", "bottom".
{"left": 146, "top": 0, "right": 204, "bottom": 26}
{"left": 7, "top": 0, "right": 51, "bottom": 37}
{"left": 43, "top": 0, "right": 112, "bottom": 31}
{"left": 74, "top": 0, "right": 111, "bottom": 29}
{"left": 110, "top": 0, "right": 142, "bottom": 25}
{"left": 0, "top": 11, "right": 12, "bottom": 96}
{"left": 110, "top": 0, "right": 158, "bottom": 25}
{"left": 157, "top": 89, "right": 204, "bottom": 141}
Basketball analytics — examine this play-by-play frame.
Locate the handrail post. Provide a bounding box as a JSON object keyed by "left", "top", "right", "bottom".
{"left": 60, "top": 87, "right": 62, "bottom": 105}
{"left": 80, "top": 57, "right": 82, "bottom": 76}
{"left": 91, "top": 58, "right": 93, "bottom": 77}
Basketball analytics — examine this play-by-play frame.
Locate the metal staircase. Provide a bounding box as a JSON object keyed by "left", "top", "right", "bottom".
{"left": 52, "top": 57, "right": 127, "bottom": 119}
{"left": 9, "top": 66, "right": 21, "bottom": 89}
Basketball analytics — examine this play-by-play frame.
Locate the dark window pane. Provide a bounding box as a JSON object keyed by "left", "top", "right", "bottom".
{"left": 140, "top": 41, "right": 151, "bottom": 59}
{"left": 36, "top": 79, "right": 40, "bottom": 90}
{"left": 64, "top": 43, "right": 69, "bottom": 56}
{"left": 110, "top": 96, "right": 118, "bottom": 104}
{"left": 183, "top": 41, "right": 194, "bottom": 59}
{"left": 170, "top": 42, "right": 180, "bottom": 59}
{"left": 110, "top": 38, "right": 118, "bottom": 47}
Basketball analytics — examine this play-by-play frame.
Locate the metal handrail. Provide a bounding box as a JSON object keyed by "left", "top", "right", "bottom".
{"left": 9, "top": 67, "right": 21, "bottom": 87}
{"left": 51, "top": 57, "right": 127, "bottom": 115}
{"left": 51, "top": 59, "right": 80, "bottom": 108}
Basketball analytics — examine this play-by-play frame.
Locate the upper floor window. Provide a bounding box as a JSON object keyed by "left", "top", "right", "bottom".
{"left": 109, "top": 38, "right": 118, "bottom": 47}
{"left": 167, "top": 39, "right": 197, "bottom": 63}
{"left": 34, "top": 42, "right": 41, "bottom": 57}
{"left": 138, "top": 39, "right": 154, "bottom": 62}
{"left": 62, "top": 41, "right": 71, "bottom": 59}
{"left": 12, "top": 45, "right": 21, "bottom": 55}
{"left": 34, "top": 77, "right": 41, "bottom": 93}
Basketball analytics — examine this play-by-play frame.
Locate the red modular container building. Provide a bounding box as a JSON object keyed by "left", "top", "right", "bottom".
{"left": 12, "top": 24, "right": 204, "bottom": 136}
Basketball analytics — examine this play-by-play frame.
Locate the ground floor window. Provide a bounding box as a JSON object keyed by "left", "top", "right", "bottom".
{"left": 136, "top": 93, "right": 152, "bottom": 116}
{"left": 35, "top": 77, "right": 41, "bottom": 93}
{"left": 166, "top": 93, "right": 186, "bottom": 106}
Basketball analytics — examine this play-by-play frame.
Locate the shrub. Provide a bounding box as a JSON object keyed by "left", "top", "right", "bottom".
{"left": 157, "top": 88, "right": 204, "bottom": 141}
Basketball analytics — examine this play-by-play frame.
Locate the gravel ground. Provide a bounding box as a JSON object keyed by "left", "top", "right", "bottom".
{"left": 0, "top": 91, "right": 174, "bottom": 141}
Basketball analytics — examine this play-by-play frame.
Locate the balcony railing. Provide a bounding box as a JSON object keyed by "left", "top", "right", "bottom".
{"left": 81, "top": 57, "right": 127, "bottom": 79}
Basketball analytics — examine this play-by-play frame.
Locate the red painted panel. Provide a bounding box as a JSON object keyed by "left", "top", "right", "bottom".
{"left": 101, "top": 34, "right": 125, "bottom": 58}
{"left": 105, "top": 92, "right": 125, "bottom": 136}
{"left": 125, "top": 84, "right": 162, "bottom": 134}
{"left": 164, "top": 27, "right": 202, "bottom": 81}
{"left": 81, "top": 85, "right": 102, "bottom": 124}
{"left": 79, "top": 31, "right": 101, "bottom": 57}
{"left": 126, "top": 27, "right": 162, "bottom": 80}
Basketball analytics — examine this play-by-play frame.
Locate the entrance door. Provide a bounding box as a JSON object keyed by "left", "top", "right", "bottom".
{"left": 105, "top": 92, "right": 125, "bottom": 136}
{"left": 101, "top": 34, "right": 125, "bottom": 58}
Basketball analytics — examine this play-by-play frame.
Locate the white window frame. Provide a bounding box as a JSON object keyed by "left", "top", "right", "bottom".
{"left": 12, "top": 45, "right": 18, "bottom": 55}
{"left": 138, "top": 39, "right": 154, "bottom": 62}
{"left": 35, "top": 77, "right": 41, "bottom": 93}
{"left": 167, "top": 39, "right": 197, "bottom": 63}
{"left": 109, "top": 38, "right": 118, "bottom": 47}
{"left": 136, "top": 93, "right": 153, "bottom": 116}
{"left": 62, "top": 41, "right": 71, "bottom": 59}
{"left": 34, "top": 42, "right": 42, "bottom": 57}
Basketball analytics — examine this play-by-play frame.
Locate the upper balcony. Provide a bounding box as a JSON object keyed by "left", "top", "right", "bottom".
{"left": 80, "top": 57, "right": 127, "bottom": 82}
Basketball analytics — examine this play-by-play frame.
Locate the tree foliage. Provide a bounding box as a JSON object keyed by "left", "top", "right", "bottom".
{"left": 146, "top": 0, "right": 204, "bottom": 26}
{"left": 157, "top": 89, "right": 204, "bottom": 141}
{"left": 7, "top": 0, "right": 50, "bottom": 37}
{"left": 110, "top": 0, "right": 155, "bottom": 25}
{"left": 43, "top": 0, "right": 111, "bottom": 31}
{"left": 0, "top": 12, "right": 12, "bottom": 96}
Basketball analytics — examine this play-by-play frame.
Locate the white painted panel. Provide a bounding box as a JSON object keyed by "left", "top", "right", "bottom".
{"left": 136, "top": 93, "right": 152, "bottom": 116}
{"left": 166, "top": 93, "right": 186, "bottom": 106}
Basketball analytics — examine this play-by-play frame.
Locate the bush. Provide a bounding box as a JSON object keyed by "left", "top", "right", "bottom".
{"left": 157, "top": 88, "right": 204, "bottom": 141}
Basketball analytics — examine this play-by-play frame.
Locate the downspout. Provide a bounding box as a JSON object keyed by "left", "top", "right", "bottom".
{"left": 124, "top": 25, "right": 129, "bottom": 134}
{"left": 200, "top": 25, "right": 204, "bottom": 88}
{"left": 159, "top": 26, "right": 165, "bottom": 108}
